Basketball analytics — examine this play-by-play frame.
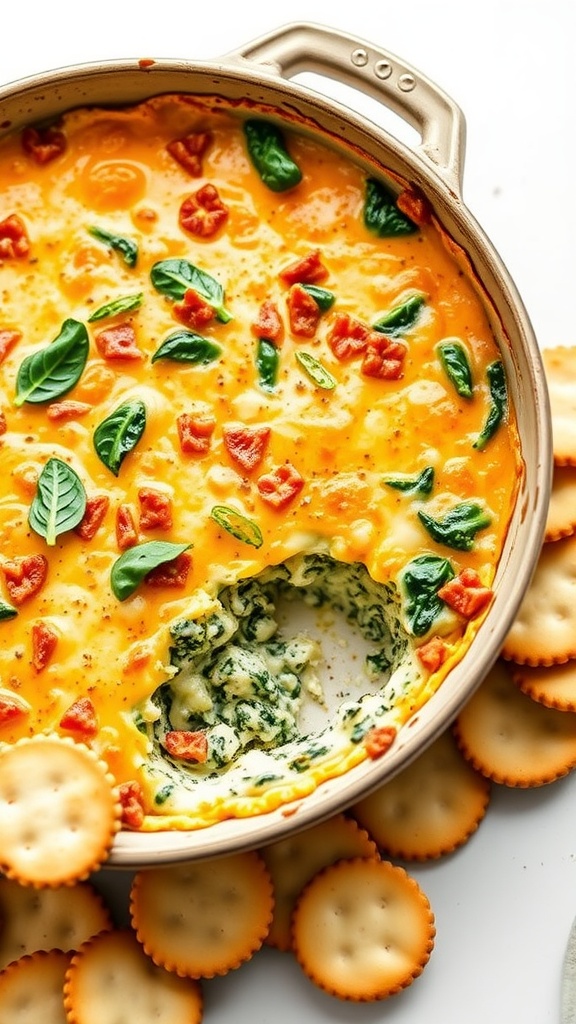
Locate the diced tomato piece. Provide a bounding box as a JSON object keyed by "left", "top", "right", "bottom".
{"left": 437, "top": 568, "right": 493, "bottom": 619}
{"left": 179, "top": 183, "right": 229, "bottom": 238}
{"left": 144, "top": 552, "right": 192, "bottom": 589}
{"left": 95, "top": 323, "right": 144, "bottom": 361}
{"left": 417, "top": 635, "right": 449, "bottom": 673}
{"left": 0, "top": 411, "right": 6, "bottom": 435}
{"left": 117, "top": 780, "right": 146, "bottom": 829}
{"left": 31, "top": 620, "right": 59, "bottom": 672}
{"left": 59, "top": 696, "right": 98, "bottom": 739}
{"left": 46, "top": 399, "right": 92, "bottom": 421}
{"left": 177, "top": 412, "right": 216, "bottom": 454}
{"left": 287, "top": 283, "right": 322, "bottom": 338}
{"left": 396, "top": 188, "right": 431, "bottom": 226}
{"left": 0, "top": 214, "right": 30, "bottom": 259}
{"left": 21, "top": 125, "right": 66, "bottom": 165}
{"left": 251, "top": 300, "right": 284, "bottom": 344}
{"left": 257, "top": 463, "right": 304, "bottom": 509}
{"left": 223, "top": 423, "right": 270, "bottom": 472}
{"left": 138, "top": 487, "right": 173, "bottom": 531}
{"left": 173, "top": 288, "right": 215, "bottom": 330}
{"left": 364, "top": 725, "right": 397, "bottom": 760}
{"left": 361, "top": 335, "right": 407, "bottom": 380}
{"left": 75, "top": 494, "right": 110, "bottom": 541}
{"left": 2, "top": 554, "right": 48, "bottom": 605}
{"left": 0, "top": 694, "right": 29, "bottom": 727}
{"left": 0, "top": 329, "right": 22, "bottom": 364}
{"left": 166, "top": 130, "right": 213, "bottom": 176}
{"left": 279, "top": 249, "right": 328, "bottom": 285}
{"left": 116, "top": 504, "right": 139, "bottom": 550}
{"left": 164, "top": 729, "right": 208, "bottom": 763}
{"left": 326, "top": 313, "right": 370, "bottom": 360}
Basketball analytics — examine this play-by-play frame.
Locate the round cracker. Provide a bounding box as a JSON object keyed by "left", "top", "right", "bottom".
{"left": 130, "top": 851, "right": 273, "bottom": 978}
{"left": 545, "top": 464, "right": 576, "bottom": 542}
{"left": 0, "top": 735, "right": 121, "bottom": 887}
{"left": 291, "top": 857, "right": 435, "bottom": 1001}
{"left": 260, "top": 813, "right": 379, "bottom": 951}
{"left": 501, "top": 533, "right": 576, "bottom": 665}
{"left": 453, "top": 659, "right": 576, "bottom": 786}
{"left": 350, "top": 729, "right": 490, "bottom": 860}
{"left": 542, "top": 346, "right": 576, "bottom": 465}
{"left": 0, "top": 948, "right": 71, "bottom": 1023}
{"left": 63, "top": 929, "right": 203, "bottom": 1024}
{"left": 512, "top": 658, "right": 576, "bottom": 712}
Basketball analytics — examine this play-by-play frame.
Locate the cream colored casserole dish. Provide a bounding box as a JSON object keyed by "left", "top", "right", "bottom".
{"left": 0, "top": 23, "right": 550, "bottom": 866}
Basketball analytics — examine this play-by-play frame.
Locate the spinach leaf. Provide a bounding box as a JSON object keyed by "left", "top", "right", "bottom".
{"left": 0, "top": 599, "right": 18, "bottom": 620}
{"left": 295, "top": 351, "right": 337, "bottom": 390}
{"left": 363, "top": 178, "right": 418, "bottom": 237}
{"left": 14, "top": 319, "right": 89, "bottom": 406}
{"left": 151, "top": 330, "right": 221, "bottom": 365}
{"left": 244, "top": 119, "right": 302, "bottom": 193}
{"left": 302, "top": 285, "right": 335, "bottom": 312}
{"left": 150, "top": 259, "right": 232, "bottom": 323}
{"left": 29, "top": 457, "right": 87, "bottom": 546}
{"left": 88, "top": 292, "right": 144, "bottom": 323}
{"left": 437, "top": 339, "right": 473, "bottom": 398}
{"left": 473, "top": 360, "right": 507, "bottom": 450}
{"left": 384, "top": 466, "right": 434, "bottom": 495}
{"left": 111, "top": 541, "right": 191, "bottom": 601}
{"left": 210, "top": 505, "right": 263, "bottom": 548}
{"left": 401, "top": 554, "right": 455, "bottom": 636}
{"left": 93, "top": 399, "right": 146, "bottom": 476}
{"left": 256, "top": 338, "right": 279, "bottom": 392}
{"left": 373, "top": 293, "right": 426, "bottom": 335}
{"left": 418, "top": 501, "right": 492, "bottom": 551}
{"left": 89, "top": 225, "right": 138, "bottom": 268}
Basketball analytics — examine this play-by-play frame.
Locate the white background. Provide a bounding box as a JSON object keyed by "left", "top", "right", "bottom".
{"left": 2, "top": 2, "right": 575, "bottom": 1022}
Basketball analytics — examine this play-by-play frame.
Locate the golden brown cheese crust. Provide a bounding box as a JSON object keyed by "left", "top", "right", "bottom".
{"left": 0, "top": 95, "right": 521, "bottom": 828}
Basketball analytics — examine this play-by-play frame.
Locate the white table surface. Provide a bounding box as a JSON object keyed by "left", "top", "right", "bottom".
{"left": 1, "top": 3, "right": 574, "bottom": 1022}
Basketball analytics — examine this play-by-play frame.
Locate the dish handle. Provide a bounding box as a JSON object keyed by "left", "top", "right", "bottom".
{"left": 226, "top": 21, "right": 465, "bottom": 193}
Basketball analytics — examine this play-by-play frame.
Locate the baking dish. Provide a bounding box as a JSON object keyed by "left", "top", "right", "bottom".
{"left": 0, "top": 22, "right": 551, "bottom": 866}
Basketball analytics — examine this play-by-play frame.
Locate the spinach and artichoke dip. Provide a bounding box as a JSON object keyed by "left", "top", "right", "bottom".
{"left": 0, "top": 94, "right": 522, "bottom": 830}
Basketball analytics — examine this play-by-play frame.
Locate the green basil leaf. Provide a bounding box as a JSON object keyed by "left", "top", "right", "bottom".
{"left": 88, "top": 292, "right": 144, "bottom": 323}
{"left": 437, "top": 339, "right": 473, "bottom": 398}
{"left": 418, "top": 501, "right": 492, "bottom": 551}
{"left": 384, "top": 466, "right": 434, "bottom": 495}
{"left": 93, "top": 399, "right": 146, "bottom": 476}
{"left": 89, "top": 225, "right": 138, "bottom": 268}
{"left": 0, "top": 599, "right": 18, "bottom": 620}
{"left": 256, "top": 338, "right": 279, "bottom": 392}
{"left": 244, "top": 119, "right": 302, "bottom": 193}
{"left": 151, "top": 330, "right": 221, "bottom": 365}
{"left": 295, "top": 351, "right": 337, "bottom": 390}
{"left": 301, "top": 285, "right": 335, "bottom": 312}
{"left": 473, "top": 360, "right": 507, "bottom": 450}
{"left": 14, "top": 319, "right": 89, "bottom": 406}
{"left": 111, "top": 541, "right": 191, "bottom": 601}
{"left": 373, "top": 294, "right": 426, "bottom": 336}
{"left": 400, "top": 554, "right": 455, "bottom": 636}
{"left": 363, "top": 178, "right": 418, "bottom": 237}
{"left": 150, "top": 259, "right": 232, "bottom": 323}
{"left": 29, "top": 457, "right": 87, "bottom": 546}
{"left": 210, "top": 505, "right": 263, "bottom": 548}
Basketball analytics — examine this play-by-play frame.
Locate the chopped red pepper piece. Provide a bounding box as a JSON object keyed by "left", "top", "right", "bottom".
{"left": 117, "top": 780, "right": 146, "bottom": 829}
{"left": 21, "top": 125, "right": 66, "bottom": 165}
{"left": 0, "top": 214, "right": 30, "bottom": 259}
{"left": 95, "top": 323, "right": 144, "bottom": 361}
{"left": 2, "top": 554, "right": 48, "bottom": 605}
{"left": 176, "top": 412, "right": 216, "bottom": 454}
{"left": 59, "top": 696, "right": 98, "bottom": 739}
{"left": 166, "top": 130, "right": 213, "bottom": 176}
{"left": 287, "top": 283, "right": 322, "bottom": 338}
{"left": 75, "top": 494, "right": 110, "bottom": 541}
{"left": 326, "top": 313, "right": 370, "bottom": 360}
{"left": 257, "top": 462, "right": 304, "bottom": 509}
{"left": 179, "top": 183, "right": 229, "bottom": 238}
{"left": 223, "top": 423, "right": 270, "bottom": 472}
{"left": 252, "top": 300, "right": 284, "bottom": 344}
{"left": 173, "top": 288, "right": 215, "bottom": 330}
{"left": 364, "top": 725, "right": 397, "bottom": 759}
{"left": 0, "top": 694, "right": 28, "bottom": 727}
{"left": 416, "top": 635, "right": 449, "bottom": 673}
{"left": 144, "top": 552, "right": 192, "bottom": 589}
{"left": 0, "top": 329, "right": 22, "bottom": 364}
{"left": 46, "top": 400, "right": 92, "bottom": 421}
{"left": 31, "top": 620, "right": 59, "bottom": 672}
{"left": 437, "top": 568, "right": 493, "bottom": 619}
{"left": 164, "top": 729, "right": 208, "bottom": 762}
{"left": 138, "top": 487, "right": 173, "bottom": 531}
{"left": 279, "top": 249, "right": 328, "bottom": 285}
{"left": 361, "top": 335, "right": 407, "bottom": 380}
{"left": 116, "top": 504, "right": 139, "bottom": 550}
